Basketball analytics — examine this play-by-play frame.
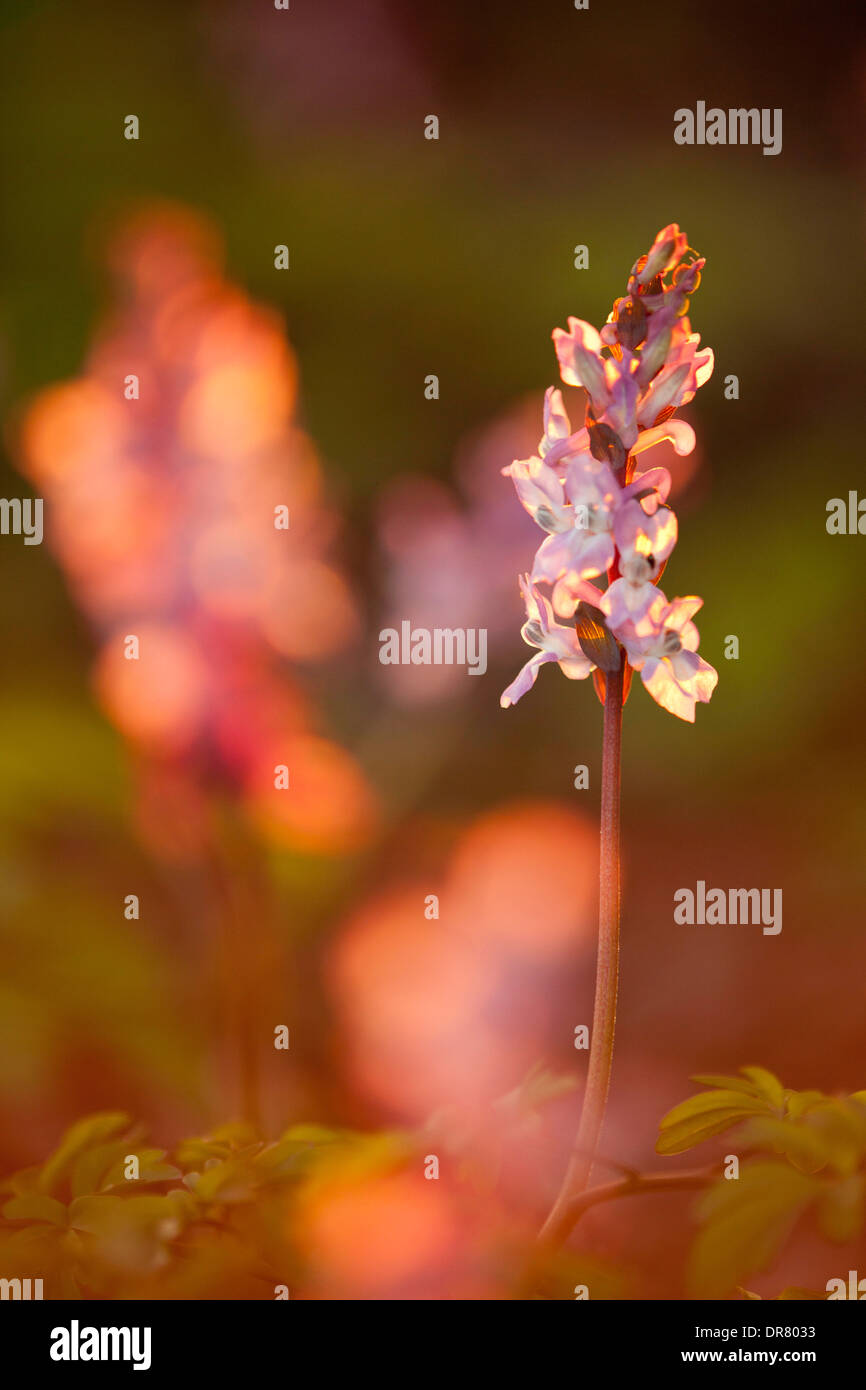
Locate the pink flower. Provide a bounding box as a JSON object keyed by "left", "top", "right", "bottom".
{"left": 636, "top": 333, "right": 714, "bottom": 427}
{"left": 503, "top": 224, "right": 718, "bottom": 722}
{"left": 632, "top": 223, "right": 690, "bottom": 284}
{"left": 552, "top": 318, "right": 608, "bottom": 407}
{"left": 553, "top": 318, "right": 641, "bottom": 451}
{"left": 531, "top": 452, "right": 620, "bottom": 603}
{"left": 602, "top": 588, "right": 718, "bottom": 722}
{"left": 533, "top": 460, "right": 676, "bottom": 617}
{"left": 635, "top": 306, "right": 688, "bottom": 386}
{"left": 613, "top": 472, "right": 678, "bottom": 584}
{"left": 503, "top": 454, "right": 572, "bottom": 534}
{"left": 629, "top": 418, "right": 697, "bottom": 461}
{"left": 538, "top": 387, "right": 573, "bottom": 459}
{"left": 16, "top": 204, "right": 374, "bottom": 854}
{"left": 598, "top": 573, "right": 659, "bottom": 629}
{"left": 500, "top": 577, "right": 594, "bottom": 708}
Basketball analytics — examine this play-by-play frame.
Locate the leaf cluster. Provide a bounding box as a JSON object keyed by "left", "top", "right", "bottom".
{"left": 657, "top": 1067, "right": 866, "bottom": 1296}
{"left": 0, "top": 1111, "right": 410, "bottom": 1298}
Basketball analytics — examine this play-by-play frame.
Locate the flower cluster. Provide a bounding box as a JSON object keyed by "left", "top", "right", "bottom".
{"left": 16, "top": 203, "right": 375, "bottom": 853}
{"left": 501, "top": 225, "right": 719, "bottom": 722}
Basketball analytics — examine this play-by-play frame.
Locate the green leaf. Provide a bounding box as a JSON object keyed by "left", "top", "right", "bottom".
{"left": 738, "top": 1093, "right": 866, "bottom": 1179}
{"left": 812, "top": 1099, "right": 866, "bottom": 1175}
{"left": 782, "top": 1097, "right": 866, "bottom": 1176}
{"left": 191, "top": 1157, "right": 261, "bottom": 1204}
{"left": 1, "top": 1194, "right": 68, "bottom": 1226}
{"left": 67, "top": 1193, "right": 191, "bottom": 1274}
{"left": 657, "top": 1091, "right": 771, "bottom": 1156}
{"left": 689, "top": 1161, "right": 817, "bottom": 1297}
{"left": 99, "top": 1150, "right": 181, "bottom": 1192}
{"left": 657, "top": 1068, "right": 792, "bottom": 1156}
{"left": 299, "top": 1130, "right": 414, "bottom": 1194}
{"left": 739, "top": 1067, "right": 786, "bottom": 1109}
{"left": 277, "top": 1123, "right": 342, "bottom": 1147}
{"left": 817, "top": 1175, "right": 864, "bottom": 1243}
{"left": 174, "top": 1123, "right": 261, "bottom": 1170}
{"left": 1, "top": 1165, "right": 42, "bottom": 1199}
{"left": 690, "top": 1073, "right": 768, "bottom": 1097}
{"left": 688, "top": 1067, "right": 785, "bottom": 1108}
{"left": 737, "top": 1117, "right": 829, "bottom": 1173}
{"left": 38, "top": 1113, "right": 130, "bottom": 1195}
{"left": 254, "top": 1125, "right": 342, "bottom": 1177}
{"left": 69, "top": 1136, "right": 145, "bottom": 1198}
{"left": 785, "top": 1090, "right": 825, "bottom": 1118}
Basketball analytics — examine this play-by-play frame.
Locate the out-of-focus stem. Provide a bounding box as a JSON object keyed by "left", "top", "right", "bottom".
{"left": 539, "top": 655, "right": 624, "bottom": 1246}
{"left": 207, "top": 815, "right": 270, "bottom": 1134}
{"left": 543, "top": 1167, "right": 711, "bottom": 1246}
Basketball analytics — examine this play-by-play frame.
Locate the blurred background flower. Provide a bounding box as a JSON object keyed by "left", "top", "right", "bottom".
{"left": 16, "top": 202, "right": 372, "bottom": 859}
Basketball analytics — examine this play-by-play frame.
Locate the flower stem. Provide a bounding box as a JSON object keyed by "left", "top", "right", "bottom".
{"left": 206, "top": 811, "right": 269, "bottom": 1134}
{"left": 539, "top": 654, "right": 624, "bottom": 1246}
{"left": 543, "top": 1167, "right": 711, "bottom": 1246}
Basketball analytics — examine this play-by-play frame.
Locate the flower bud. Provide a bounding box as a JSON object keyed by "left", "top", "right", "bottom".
{"left": 636, "top": 224, "right": 689, "bottom": 284}
{"left": 586, "top": 417, "right": 626, "bottom": 470}
{"left": 616, "top": 296, "right": 647, "bottom": 350}
{"left": 575, "top": 602, "right": 621, "bottom": 672}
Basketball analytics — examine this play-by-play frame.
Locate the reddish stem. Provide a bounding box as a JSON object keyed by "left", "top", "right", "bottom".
{"left": 539, "top": 654, "right": 624, "bottom": 1245}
